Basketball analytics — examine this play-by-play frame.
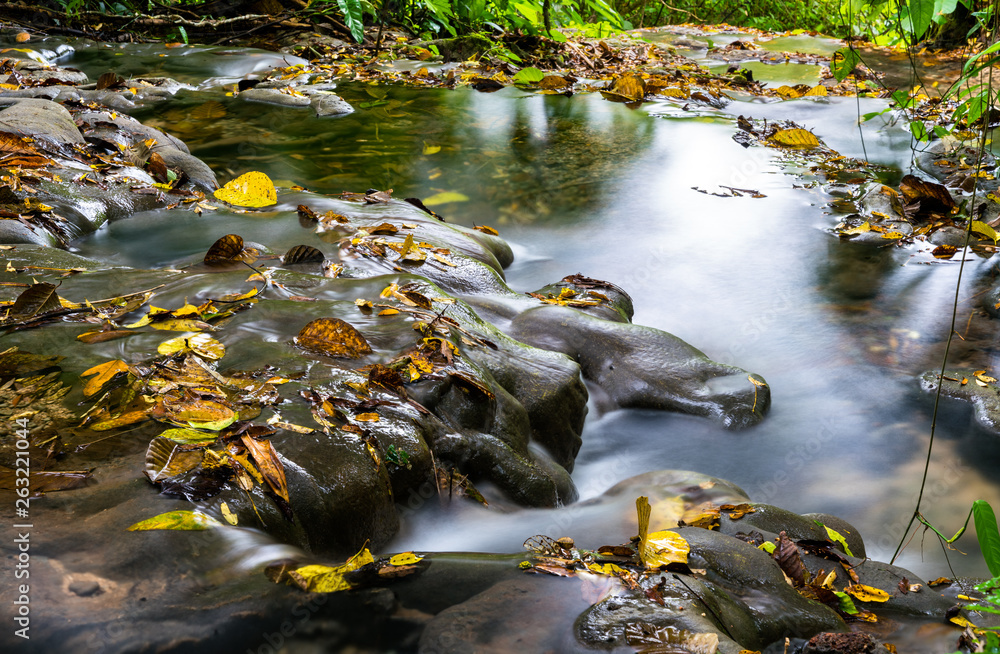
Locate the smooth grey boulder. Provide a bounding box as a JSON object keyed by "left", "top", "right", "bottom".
{"left": 0, "top": 98, "right": 84, "bottom": 144}
{"left": 920, "top": 369, "right": 1000, "bottom": 435}
{"left": 508, "top": 304, "right": 770, "bottom": 428}
{"left": 311, "top": 93, "right": 354, "bottom": 117}
{"left": 240, "top": 86, "right": 312, "bottom": 107}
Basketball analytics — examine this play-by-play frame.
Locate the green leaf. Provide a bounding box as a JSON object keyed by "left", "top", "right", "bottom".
{"left": 902, "top": 0, "right": 936, "bottom": 38}
{"left": 513, "top": 67, "right": 545, "bottom": 84}
{"left": 833, "top": 590, "right": 860, "bottom": 615}
{"left": 832, "top": 47, "right": 862, "bottom": 82}
{"left": 127, "top": 510, "right": 221, "bottom": 531}
{"left": 973, "top": 499, "right": 1000, "bottom": 577}
{"left": 818, "top": 523, "right": 854, "bottom": 557}
{"left": 909, "top": 120, "right": 929, "bottom": 142}
{"left": 891, "top": 89, "right": 914, "bottom": 109}
{"left": 422, "top": 0, "right": 456, "bottom": 36}
{"left": 933, "top": 0, "right": 958, "bottom": 23}
{"left": 336, "top": 0, "right": 365, "bottom": 43}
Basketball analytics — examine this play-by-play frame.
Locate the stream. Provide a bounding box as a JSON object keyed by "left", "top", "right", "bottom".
{"left": 4, "top": 26, "right": 1000, "bottom": 647}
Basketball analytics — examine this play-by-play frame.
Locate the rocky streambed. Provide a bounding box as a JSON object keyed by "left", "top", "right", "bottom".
{"left": 0, "top": 27, "right": 998, "bottom": 654}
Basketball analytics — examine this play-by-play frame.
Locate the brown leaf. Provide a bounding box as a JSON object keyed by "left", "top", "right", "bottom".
{"left": 899, "top": 174, "right": 956, "bottom": 222}
{"left": 283, "top": 244, "right": 325, "bottom": 265}
{"left": 774, "top": 531, "right": 810, "bottom": 587}
{"left": 295, "top": 317, "right": 373, "bottom": 358}
{"left": 297, "top": 204, "right": 319, "bottom": 222}
{"left": 144, "top": 436, "right": 203, "bottom": 483}
{"left": 241, "top": 434, "right": 289, "bottom": 503}
{"left": 368, "top": 364, "right": 406, "bottom": 395}
{"left": 9, "top": 282, "right": 62, "bottom": 319}
{"left": 204, "top": 234, "right": 256, "bottom": 264}
{"left": 77, "top": 329, "right": 135, "bottom": 344}
{"left": 367, "top": 222, "right": 398, "bottom": 235}
{"left": 720, "top": 502, "right": 756, "bottom": 519}
{"left": 96, "top": 72, "right": 126, "bottom": 90}
{"left": 0, "top": 131, "right": 39, "bottom": 155}
{"left": 146, "top": 152, "right": 170, "bottom": 184}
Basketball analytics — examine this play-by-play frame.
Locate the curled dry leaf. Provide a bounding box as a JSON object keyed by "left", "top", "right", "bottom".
{"left": 283, "top": 244, "right": 325, "bottom": 265}
{"left": 295, "top": 317, "right": 373, "bottom": 358}
{"left": 205, "top": 234, "right": 256, "bottom": 264}
{"left": 144, "top": 436, "right": 203, "bottom": 483}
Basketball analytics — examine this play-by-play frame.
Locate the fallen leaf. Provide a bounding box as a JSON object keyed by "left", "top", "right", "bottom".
{"left": 845, "top": 583, "right": 890, "bottom": 602}
{"left": 80, "top": 359, "right": 131, "bottom": 397}
{"left": 295, "top": 317, "right": 373, "bottom": 358}
{"left": 127, "top": 510, "right": 221, "bottom": 531}
{"left": 214, "top": 171, "right": 277, "bottom": 208}
{"left": 769, "top": 128, "right": 820, "bottom": 148}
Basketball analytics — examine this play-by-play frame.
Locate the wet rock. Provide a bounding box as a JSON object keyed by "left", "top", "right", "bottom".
{"left": 576, "top": 527, "right": 847, "bottom": 653}
{"left": 804, "top": 632, "right": 882, "bottom": 654}
{"left": 419, "top": 576, "right": 589, "bottom": 654}
{"left": 0, "top": 98, "right": 84, "bottom": 144}
{"left": 920, "top": 369, "right": 1000, "bottom": 435}
{"left": 718, "top": 503, "right": 866, "bottom": 559}
{"left": 8, "top": 57, "right": 88, "bottom": 85}
{"left": 508, "top": 304, "right": 770, "bottom": 428}
{"left": 77, "top": 109, "right": 191, "bottom": 153}
{"left": 67, "top": 579, "right": 102, "bottom": 597}
{"left": 240, "top": 86, "right": 312, "bottom": 107}
{"left": 311, "top": 93, "right": 354, "bottom": 117}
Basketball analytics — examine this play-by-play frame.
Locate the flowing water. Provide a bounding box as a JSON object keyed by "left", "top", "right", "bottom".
{"left": 19, "top": 31, "right": 1000, "bottom": 581}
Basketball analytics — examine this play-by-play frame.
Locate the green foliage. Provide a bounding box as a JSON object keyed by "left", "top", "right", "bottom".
{"left": 624, "top": 0, "right": 839, "bottom": 33}
{"left": 336, "top": 0, "right": 367, "bottom": 42}
{"left": 974, "top": 499, "right": 1000, "bottom": 578}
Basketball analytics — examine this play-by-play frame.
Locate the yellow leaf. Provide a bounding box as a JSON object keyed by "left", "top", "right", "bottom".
{"left": 805, "top": 85, "right": 828, "bottom": 96}
{"left": 80, "top": 359, "right": 131, "bottom": 397}
{"left": 378, "top": 309, "right": 400, "bottom": 316}
{"left": 221, "top": 502, "right": 238, "bottom": 525}
{"left": 769, "top": 128, "right": 820, "bottom": 148}
{"left": 422, "top": 191, "right": 469, "bottom": 206}
{"left": 431, "top": 252, "right": 457, "bottom": 267}
{"left": 157, "top": 333, "right": 226, "bottom": 360}
{"left": 288, "top": 546, "right": 375, "bottom": 592}
{"left": 840, "top": 221, "right": 871, "bottom": 236}
{"left": 845, "top": 584, "right": 890, "bottom": 602}
{"left": 388, "top": 552, "right": 424, "bottom": 566}
{"left": 776, "top": 85, "right": 803, "bottom": 99}
{"left": 881, "top": 230, "right": 904, "bottom": 239}
{"left": 636, "top": 496, "right": 689, "bottom": 567}
{"left": 213, "top": 171, "right": 277, "bottom": 208}
{"left": 972, "top": 220, "right": 999, "bottom": 243}
{"left": 588, "top": 562, "right": 625, "bottom": 575}
{"left": 355, "top": 412, "right": 380, "bottom": 422}
{"left": 949, "top": 615, "right": 976, "bottom": 628}
{"left": 422, "top": 143, "right": 441, "bottom": 155}
{"left": 127, "top": 510, "right": 221, "bottom": 531}
{"left": 150, "top": 319, "right": 214, "bottom": 332}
